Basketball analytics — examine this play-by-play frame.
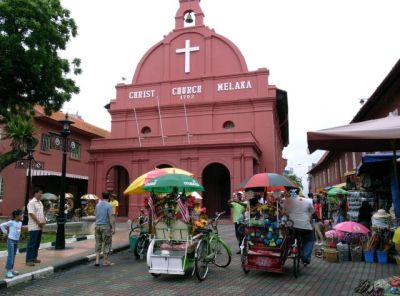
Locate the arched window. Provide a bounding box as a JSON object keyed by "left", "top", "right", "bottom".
{"left": 141, "top": 126, "right": 151, "bottom": 135}
{"left": 223, "top": 121, "right": 235, "bottom": 130}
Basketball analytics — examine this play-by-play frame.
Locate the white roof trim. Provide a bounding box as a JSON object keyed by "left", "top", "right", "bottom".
{"left": 29, "top": 169, "right": 89, "bottom": 180}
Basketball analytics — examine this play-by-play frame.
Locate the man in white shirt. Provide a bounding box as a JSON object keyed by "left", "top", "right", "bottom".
{"left": 25, "top": 186, "right": 46, "bottom": 266}
{"left": 283, "top": 190, "right": 315, "bottom": 265}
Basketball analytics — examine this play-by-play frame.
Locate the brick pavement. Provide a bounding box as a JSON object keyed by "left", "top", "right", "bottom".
{"left": 0, "top": 221, "right": 131, "bottom": 286}
{"left": 0, "top": 223, "right": 398, "bottom": 295}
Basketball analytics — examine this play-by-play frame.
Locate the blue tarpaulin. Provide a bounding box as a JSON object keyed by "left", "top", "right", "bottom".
{"left": 357, "top": 152, "right": 400, "bottom": 218}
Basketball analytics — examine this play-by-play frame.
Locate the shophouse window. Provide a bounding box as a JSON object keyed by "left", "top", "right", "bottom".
{"left": 0, "top": 176, "right": 3, "bottom": 201}
{"left": 71, "top": 145, "right": 81, "bottom": 160}
{"left": 40, "top": 134, "right": 51, "bottom": 152}
{"left": 223, "top": 121, "right": 235, "bottom": 130}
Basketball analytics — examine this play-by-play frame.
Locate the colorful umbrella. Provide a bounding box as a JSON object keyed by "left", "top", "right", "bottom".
{"left": 334, "top": 221, "right": 370, "bottom": 234}
{"left": 65, "top": 193, "right": 74, "bottom": 199}
{"left": 42, "top": 193, "right": 58, "bottom": 201}
{"left": 238, "top": 173, "right": 298, "bottom": 190}
{"left": 327, "top": 187, "right": 347, "bottom": 197}
{"left": 143, "top": 174, "right": 204, "bottom": 193}
{"left": 80, "top": 194, "right": 99, "bottom": 200}
{"left": 123, "top": 167, "right": 193, "bottom": 194}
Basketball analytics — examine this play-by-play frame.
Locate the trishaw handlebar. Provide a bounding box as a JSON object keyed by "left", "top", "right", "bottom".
{"left": 212, "top": 211, "right": 226, "bottom": 222}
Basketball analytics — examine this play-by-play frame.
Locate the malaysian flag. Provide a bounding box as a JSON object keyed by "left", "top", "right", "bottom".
{"left": 176, "top": 194, "right": 190, "bottom": 223}
{"left": 148, "top": 195, "right": 156, "bottom": 219}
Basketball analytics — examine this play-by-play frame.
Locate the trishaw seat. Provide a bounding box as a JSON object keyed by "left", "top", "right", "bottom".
{"left": 171, "top": 220, "right": 191, "bottom": 241}
{"left": 155, "top": 222, "right": 171, "bottom": 240}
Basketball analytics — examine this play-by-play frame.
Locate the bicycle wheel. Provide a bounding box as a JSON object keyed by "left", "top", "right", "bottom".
{"left": 210, "top": 238, "right": 231, "bottom": 268}
{"left": 241, "top": 240, "right": 250, "bottom": 274}
{"left": 195, "top": 240, "right": 209, "bottom": 281}
{"left": 293, "top": 246, "right": 301, "bottom": 278}
{"left": 135, "top": 235, "right": 148, "bottom": 259}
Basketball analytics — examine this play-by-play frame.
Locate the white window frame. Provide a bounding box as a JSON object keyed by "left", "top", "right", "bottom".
{"left": 40, "top": 134, "right": 51, "bottom": 152}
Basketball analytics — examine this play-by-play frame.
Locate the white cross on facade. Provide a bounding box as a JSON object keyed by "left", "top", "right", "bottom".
{"left": 176, "top": 39, "right": 199, "bottom": 73}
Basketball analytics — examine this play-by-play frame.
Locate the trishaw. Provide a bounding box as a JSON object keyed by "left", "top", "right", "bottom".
{"left": 238, "top": 185, "right": 303, "bottom": 278}
{"left": 240, "top": 219, "right": 302, "bottom": 277}
{"left": 146, "top": 211, "right": 232, "bottom": 281}
{"left": 137, "top": 173, "right": 232, "bottom": 281}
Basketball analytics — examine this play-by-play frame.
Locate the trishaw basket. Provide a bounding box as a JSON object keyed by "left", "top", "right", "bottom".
{"left": 350, "top": 245, "right": 362, "bottom": 262}
{"left": 323, "top": 248, "right": 338, "bottom": 263}
{"left": 326, "top": 237, "right": 337, "bottom": 248}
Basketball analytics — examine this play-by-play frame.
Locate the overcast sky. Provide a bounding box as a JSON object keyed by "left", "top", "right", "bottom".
{"left": 60, "top": 0, "right": 400, "bottom": 190}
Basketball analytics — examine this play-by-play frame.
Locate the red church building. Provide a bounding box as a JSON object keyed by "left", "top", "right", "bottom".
{"left": 88, "top": 0, "right": 289, "bottom": 218}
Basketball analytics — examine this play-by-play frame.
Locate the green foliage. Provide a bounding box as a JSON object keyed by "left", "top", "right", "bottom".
{"left": 287, "top": 174, "right": 303, "bottom": 190}
{"left": 0, "top": 0, "right": 81, "bottom": 118}
{"left": 0, "top": 0, "right": 80, "bottom": 171}
{"left": 4, "top": 115, "right": 35, "bottom": 150}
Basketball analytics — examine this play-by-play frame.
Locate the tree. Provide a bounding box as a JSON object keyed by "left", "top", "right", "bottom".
{"left": 287, "top": 173, "right": 304, "bottom": 190}
{"left": 0, "top": 0, "right": 80, "bottom": 171}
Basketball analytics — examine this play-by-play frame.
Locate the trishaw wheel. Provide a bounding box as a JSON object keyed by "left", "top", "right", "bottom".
{"left": 293, "top": 252, "right": 301, "bottom": 278}
{"left": 135, "top": 236, "right": 148, "bottom": 259}
{"left": 241, "top": 246, "right": 250, "bottom": 274}
{"left": 195, "top": 240, "right": 209, "bottom": 281}
{"left": 210, "top": 239, "right": 231, "bottom": 268}
{"left": 151, "top": 273, "right": 161, "bottom": 277}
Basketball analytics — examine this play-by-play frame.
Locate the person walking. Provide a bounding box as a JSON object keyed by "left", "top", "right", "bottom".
{"left": 0, "top": 209, "right": 24, "bottom": 278}
{"left": 283, "top": 190, "right": 315, "bottom": 265}
{"left": 94, "top": 191, "right": 113, "bottom": 267}
{"left": 109, "top": 193, "right": 119, "bottom": 234}
{"left": 25, "top": 186, "right": 46, "bottom": 266}
{"left": 228, "top": 191, "right": 246, "bottom": 254}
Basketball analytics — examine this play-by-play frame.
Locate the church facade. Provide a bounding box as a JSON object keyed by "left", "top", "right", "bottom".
{"left": 88, "top": 0, "right": 289, "bottom": 218}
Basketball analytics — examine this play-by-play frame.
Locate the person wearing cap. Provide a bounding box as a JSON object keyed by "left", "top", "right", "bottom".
{"left": 228, "top": 191, "right": 247, "bottom": 254}
{"left": 109, "top": 193, "right": 119, "bottom": 234}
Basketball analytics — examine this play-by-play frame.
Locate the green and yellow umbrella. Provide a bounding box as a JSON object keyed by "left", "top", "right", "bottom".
{"left": 143, "top": 174, "right": 204, "bottom": 194}
{"left": 123, "top": 168, "right": 193, "bottom": 195}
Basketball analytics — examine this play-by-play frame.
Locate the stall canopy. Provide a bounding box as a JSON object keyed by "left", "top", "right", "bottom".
{"left": 307, "top": 116, "right": 400, "bottom": 154}
{"left": 357, "top": 152, "right": 400, "bottom": 175}
{"left": 307, "top": 115, "right": 400, "bottom": 218}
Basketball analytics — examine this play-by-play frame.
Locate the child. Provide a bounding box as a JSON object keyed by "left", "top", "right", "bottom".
{"left": 0, "top": 209, "right": 24, "bottom": 278}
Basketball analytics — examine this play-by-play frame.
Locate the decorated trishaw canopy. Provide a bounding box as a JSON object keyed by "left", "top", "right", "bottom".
{"left": 143, "top": 174, "right": 204, "bottom": 193}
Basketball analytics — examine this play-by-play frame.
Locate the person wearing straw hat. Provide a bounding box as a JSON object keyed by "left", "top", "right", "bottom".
{"left": 372, "top": 209, "right": 391, "bottom": 228}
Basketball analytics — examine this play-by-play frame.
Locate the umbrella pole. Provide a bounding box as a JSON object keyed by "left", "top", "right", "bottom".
{"left": 392, "top": 141, "right": 400, "bottom": 218}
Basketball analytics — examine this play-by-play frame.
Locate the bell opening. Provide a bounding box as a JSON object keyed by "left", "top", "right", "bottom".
{"left": 184, "top": 11, "right": 195, "bottom": 27}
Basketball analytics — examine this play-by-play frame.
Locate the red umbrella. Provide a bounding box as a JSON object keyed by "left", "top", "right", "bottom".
{"left": 333, "top": 221, "right": 370, "bottom": 234}
{"left": 238, "top": 173, "right": 298, "bottom": 190}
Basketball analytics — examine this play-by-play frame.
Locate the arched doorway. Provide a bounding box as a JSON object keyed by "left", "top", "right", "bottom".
{"left": 106, "top": 166, "right": 129, "bottom": 216}
{"left": 157, "top": 164, "right": 172, "bottom": 169}
{"left": 202, "top": 163, "right": 231, "bottom": 216}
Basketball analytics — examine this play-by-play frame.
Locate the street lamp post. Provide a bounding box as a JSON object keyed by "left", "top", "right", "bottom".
{"left": 15, "top": 147, "right": 45, "bottom": 225}
{"left": 50, "top": 114, "right": 79, "bottom": 250}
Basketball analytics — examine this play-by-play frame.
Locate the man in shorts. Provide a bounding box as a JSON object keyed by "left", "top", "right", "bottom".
{"left": 94, "top": 191, "right": 113, "bottom": 267}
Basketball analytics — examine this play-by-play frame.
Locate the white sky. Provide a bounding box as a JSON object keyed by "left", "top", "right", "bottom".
{"left": 60, "top": 0, "right": 400, "bottom": 190}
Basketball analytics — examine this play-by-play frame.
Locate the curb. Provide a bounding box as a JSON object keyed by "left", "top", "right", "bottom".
{"left": 0, "top": 243, "right": 129, "bottom": 290}
{"left": 0, "top": 235, "right": 94, "bottom": 258}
